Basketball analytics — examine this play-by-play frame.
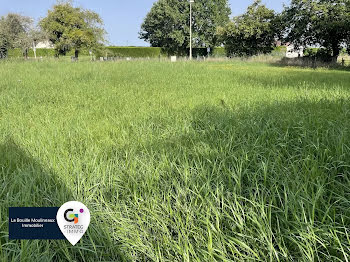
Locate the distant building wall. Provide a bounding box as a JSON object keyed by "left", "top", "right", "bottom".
{"left": 35, "top": 40, "right": 54, "bottom": 49}
{"left": 286, "top": 45, "right": 304, "bottom": 58}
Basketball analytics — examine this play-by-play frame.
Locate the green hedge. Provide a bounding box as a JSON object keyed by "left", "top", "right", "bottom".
{"left": 7, "top": 48, "right": 91, "bottom": 58}
{"left": 7, "top": 47, "right": 228, "bottom": 58}
{"left": 217, "top": 46, "right": 287, "bottom": 57}
{"left": 105, "top": 47, "right": 165, "bottom": 58}
{"left": 8, "top": 48, "right": 57, "bottom": 58}
{"left": 212, "top": 47, "right": 226, "bottom": 57}
{"left": 6, "top": 46, "right": 291, "bottom": 59}
{"left": 8, "top": 49, "right": 26, "bottom": 58}
{"left": 106, "top": 47, "right": 227, "bottom": 58}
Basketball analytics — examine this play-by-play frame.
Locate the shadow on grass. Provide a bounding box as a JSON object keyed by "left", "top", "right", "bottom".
{"left": 270, "top": 57, "right": 350, "bottom": 72}
{"left": 108, "top": 98, "right": 350, "bottom": 261}
{"left": 236, "top": 64, "right": 350, "bottom": 92}
{"left": 0, "top": 138, "right": 128, "bottom": 262}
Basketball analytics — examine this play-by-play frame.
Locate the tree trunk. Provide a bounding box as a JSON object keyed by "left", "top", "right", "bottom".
{"left": 24, "top": 48, "right": 28, "bottom": 60}
{"left": 74, "top": 49, "right": 79, "bottom": 60}
{"left": 331, "top": 43, "right": 340, "bottom": 63}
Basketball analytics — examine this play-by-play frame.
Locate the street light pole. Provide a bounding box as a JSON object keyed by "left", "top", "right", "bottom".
{"left": 189, "top": 0, "right": 194, "bottom": 60}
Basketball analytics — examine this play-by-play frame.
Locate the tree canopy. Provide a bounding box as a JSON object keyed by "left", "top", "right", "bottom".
{"left": 0, "top": 13, "right": 33, "bottom": 58}
{"left": 1, "top": 1, "right": 350, "bottom": 61}
{"left": 140, "top": 0, "right": 231, "bottom": 55}
{"left": 282, "top": 0, "right": 350, "bottom": 61}
{"left": 218, "top": 0, "right": 277, "bottom": 57}
{"left": 40, "top": 2, "right": 106, "bottom": 58}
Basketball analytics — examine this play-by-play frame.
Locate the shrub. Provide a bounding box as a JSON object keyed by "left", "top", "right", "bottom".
{"left": 212, "top": 47, "right": 226, "bottom": 57}
{"left": 304, "top": 48, "right": 333, "bottom": 62}
{"left": 271, "top": 46, "right": 287, "bottom": 57}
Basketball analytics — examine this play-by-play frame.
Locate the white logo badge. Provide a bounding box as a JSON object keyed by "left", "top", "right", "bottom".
{"left": 56, "top": 201, "right": 90, "bottom": 245}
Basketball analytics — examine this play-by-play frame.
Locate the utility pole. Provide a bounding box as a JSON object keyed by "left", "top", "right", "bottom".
{"left": 189, "top": 0, "right": 194, "bottom": 60}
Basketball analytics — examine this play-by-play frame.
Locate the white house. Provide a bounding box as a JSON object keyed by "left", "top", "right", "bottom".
{"left": 286, "top": 44, "right": 304, "bottom": 58}
{"left": 35, "top": 40, "right": 54, "bottom": 49}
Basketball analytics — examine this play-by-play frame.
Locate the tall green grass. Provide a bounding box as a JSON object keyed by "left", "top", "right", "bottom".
{"left": 0, "top": 60, "right": 349, "bottom": 261}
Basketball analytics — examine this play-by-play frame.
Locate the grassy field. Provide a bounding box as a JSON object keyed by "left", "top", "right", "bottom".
{"left": 0, "top": 60, "right": 349, "bottom": 261}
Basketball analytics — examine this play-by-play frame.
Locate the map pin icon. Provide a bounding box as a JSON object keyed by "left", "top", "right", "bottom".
{"left": 56, "top": 201, "right": 90, "bottom": 246}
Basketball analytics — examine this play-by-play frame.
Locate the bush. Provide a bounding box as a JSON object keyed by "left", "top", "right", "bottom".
{"left": 271, "top": 46, "right": 287, "bottom": 57}
{"left": 212, "top": 47, "right": 226, "bottom": 57}
{"left": 304, "top": 48, "right": 333, "bottom": 62}
{"left": 340, "top": 48, "right": 347, "bottom": 56}
{"left": 303, "top": 48, "right": 318, "bottom": 57}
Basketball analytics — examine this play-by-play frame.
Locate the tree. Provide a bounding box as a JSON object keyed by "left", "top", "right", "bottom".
{"left": 218, "top": 0, "right": 277, "bottom": 57}
{"left": 140, "top": 0, "right": 231, "bottom": 55}
{"left": 0, "top": 20, "right": 9, "bottom": 59}
{"left": 282, "top": 0, "right": 350, "bottom": 62}
{"left": 40, "top": 2, "right": 105, "bottom": 59}
{"left": 0, "top": 13, "right": 33, "bottom": 59}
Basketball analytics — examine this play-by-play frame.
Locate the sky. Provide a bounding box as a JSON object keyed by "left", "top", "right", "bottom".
{"left": 0, "top": 0, "right": 289, "bottom": 46}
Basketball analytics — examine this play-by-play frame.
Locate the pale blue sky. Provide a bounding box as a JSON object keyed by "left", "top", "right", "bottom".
{"left": 1, "top": 0, "right": 289, "bottom": 46}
